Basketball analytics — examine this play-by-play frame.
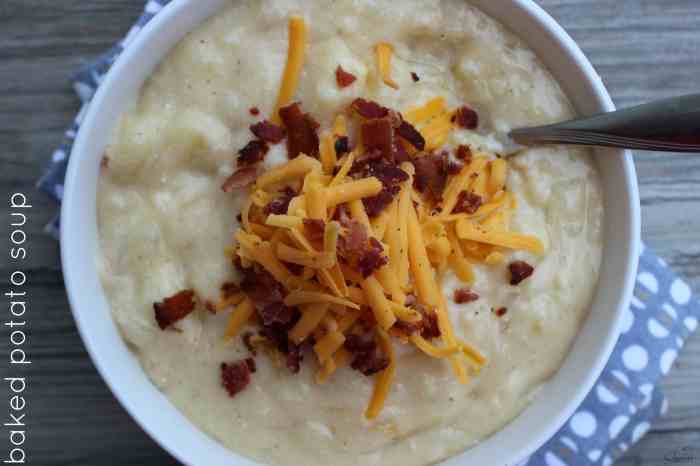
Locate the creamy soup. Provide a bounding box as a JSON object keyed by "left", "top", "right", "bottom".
{"left": 97, "top": 1, "right": 604, "bottom": 465}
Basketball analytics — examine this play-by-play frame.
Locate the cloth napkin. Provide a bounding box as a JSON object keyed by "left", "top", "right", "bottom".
{"left": 38, "top": 1, "right": 700, "bottom": 464}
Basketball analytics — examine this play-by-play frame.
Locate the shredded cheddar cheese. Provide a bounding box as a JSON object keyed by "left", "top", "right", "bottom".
{"left": 375, "top": 42, "right": 399, "bottom": 89}
{"left": 272, "top": 16, "right": 308, "bottom": 123}
{"left": 220, "top": 33, "right": 546, "bottom": 419}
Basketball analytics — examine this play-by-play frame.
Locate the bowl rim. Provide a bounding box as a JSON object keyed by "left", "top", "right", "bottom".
{"left": 61, "top": 1, "right": 641, "bottom": 465}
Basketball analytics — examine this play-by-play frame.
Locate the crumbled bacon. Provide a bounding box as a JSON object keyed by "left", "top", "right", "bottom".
{"left": 205, "top": 300, "right": 216, "bottom": 313}
{"left": 494, "top": 307, "right": 508, "bottom": 317}
{"left": 258, "top": 302, "right": 295, "bottom": 327}
{"left": 222, "top": 167, "right": 258, "bottom": 192}
{"left": 263, "top": 187, "right": 296, "bottom": 215}
{"left": 334, "top": 136, "right": 350, "bottom": 156}
{"left": 279, "top": 102, "right": 320, "bottom": 159}
{"left": 338, "top": 218, "right": 368, "bottom": 257}
{"left": 413, "top": 153, "right": 448, "bottom": 200}
{"left": 303, "top": 218, "right": 326, "bottom": 243}
{"left": 352, "top": 159, "right": 408, "bottom": 217}
{"left": 221, "top": 360, "right": 252, "bottom": 397}
{"left": 358, "top": 237, "right": 389, "bottom": 278}
{"left": 249, "top": 107, "right": 260, "bottom": 116}
{"left": 453, "top": 105, "right": 479, "bottom": 129}
{"left": 335, "top": 65, "right": 357, "bottom": 88}
{"left": 420, "top": 311, "right": 441, "bottom": 340}
{"left": 337, "top": 219, "right": 388, "bottom": 277}
{"left": 239, "top": 266, "right": 285, "bottom": 309}
{"left": 452, "top": 191, "right": 483, "bottom": 215}
{"left": 509, "top": 261, "right": 534, "bottom": 285}
{"left": 351, "top": 98, "right": 389, "bottom": 119}
{"left": 346, "top": 333, "right": 389, "bottom": 376}
{"left": 361, "top": 117, "right": 395, "bottom": 162}
{"left": 153, "top": 289, "right": 196, "bottom": 330}
{"left": 454, "top": 288, "right": 479, "bottom": 304}
{"left": 250, "top": 120, "right": 286, "bottom": 144}
{"left": 411, "top": 72, "right": 420, "bottom": 82}
{"left": 396, "top": 120, "right": 425, "bottom": 151}
{"left": 456, "top": 144, "right": 472, "bottom": 162}
{"left": 363, "top": 184, "right": 400, "bottom": 218}
{"left": 393, "top": 139, "right": 410, "bottom": 163}
{"left": 238, "top": 139, "right": 269, "bottom": 166}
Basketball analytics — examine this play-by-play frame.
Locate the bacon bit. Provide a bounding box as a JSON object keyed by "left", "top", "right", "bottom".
{"left": 335, "top": 136, "right": 350, "bottom": 156}
{"left": 509, "top": 261, "right": 534, "bottom": 285}
{"left": 346, "top": 333, "right": 390, "bottom": 376}
{"left": 221, "top": 360, "right": 252, "bottom": 397}
{"left": 453, "top": 191, "right": 483, "bottom": 214}
{"left": 205, "top": 300, "right": 216, "bottom": 313}
{"left": 238, "top": 139, "right": 269, "bottom": 166}
{"left": 494, "top": 307, "right": 508, "bottom": 317}
{"left": 154, "top": 289, "right": 196, "bottom": 330}
{"left": 338, "top": 218, "right": 368, "bottom": 257}
{"left": 447, "top": 159, "right": 464, "bottom": 175}
{"left": 358, "top": 237, "right": 389, "bottom": 278}
{"left": 363, "top": 184, "right": 401, "bottom": 217}
{"left": 250, "top": 120, "right": 286, "bottom": 144}
{"left": 221, "top": 282, "right": 241, "bottom": 299}
{"left": 335, "top": 65, "right": 357, "bottom": 88}
{"left": 420, "top": 310, "right": 441, "bottom": 340}
{"left": 351, "top": 98, "right": 389, "bottom": 119}
{"left": 353, "top": 159, "right": 408, "bottom": 217}
{"left": 263, "top": 187, "right": 296, "bottom": 215}
{"left": 456, "top": 144, "right": 472, "bottom": 162}
{"left": 453, "top": 105, "right": 479, "bottom": 130}
{"left": 361, "top": 117, "right": 394, "bottom": 162}
{"left": 239, "top": 266, "right": 285, "bottom": 309}
{"left": 285, "top": 261, "right": 305, "bottom": 276}
{"left": 249, "top": 107, "right": 260, "bottom": 116}
{"left": 258, "top": 302, "right": 296, "bottom": 327}
{"left": 393, "top": 139, "right": 410, "bottom": 163}
{"left": 222, "top": 167, "right": 258, "bottom": 192}
{"left": 396, "top": 120, "right": 425, "bottom": 151}
{"left": 413, "top": 153, "right": 448, "bottom": 200}
{"left": 454, "top": 288, "right": 479, "bottom": 304}
{"left": 303, "top": 218, "right": 326, "bottom": 243}
{"left": 242, "top": 332, "right": 257, "bottom": 355}
{"left": 411, "top": 72, "right": 420, "bottom": 82}
{"left": 279, "top": 102, "right": 320, "bottom": 159}
{"left": 338, "top": 218, "right": 388, "bottom": 276}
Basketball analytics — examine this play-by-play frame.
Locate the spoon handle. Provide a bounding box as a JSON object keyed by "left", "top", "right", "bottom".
{"left": 509, "top": 94, "right": 700, "bottom": 152}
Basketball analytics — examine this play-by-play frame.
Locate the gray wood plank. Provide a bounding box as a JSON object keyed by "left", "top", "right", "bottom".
{"left": 0, "top": 0, "right": 698, "bottom": 465}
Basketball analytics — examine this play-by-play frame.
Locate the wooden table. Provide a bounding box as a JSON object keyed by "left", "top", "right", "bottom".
{"left": 1, "top": 1, "right": 698, "bottom": 464}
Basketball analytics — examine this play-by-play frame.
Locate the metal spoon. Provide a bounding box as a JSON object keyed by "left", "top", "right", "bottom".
{"left": 507, "top": 94, "right": 700, "bottom": 154}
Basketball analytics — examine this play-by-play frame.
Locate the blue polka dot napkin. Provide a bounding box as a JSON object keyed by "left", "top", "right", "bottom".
{"left": 38, "top": 1, "right": 700, "bottom": 464}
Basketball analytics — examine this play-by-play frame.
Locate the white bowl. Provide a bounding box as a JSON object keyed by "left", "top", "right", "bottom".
{"left": 61, "top": 1, "right": 641, "bottom": 465}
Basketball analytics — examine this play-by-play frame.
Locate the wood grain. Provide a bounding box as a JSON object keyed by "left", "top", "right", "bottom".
{"left": 0, "top": 1, "right": 698, "bottom": 465}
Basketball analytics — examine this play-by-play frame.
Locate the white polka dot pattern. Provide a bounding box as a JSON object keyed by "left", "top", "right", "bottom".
{"left": 570, "top": 412, "right": 597, "bottom": 438}
{"left": 671, "top": 279, "right": 691, "bottom": 305}
{"left": 622, "top": 345, "right": 648, "bottom": 371}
